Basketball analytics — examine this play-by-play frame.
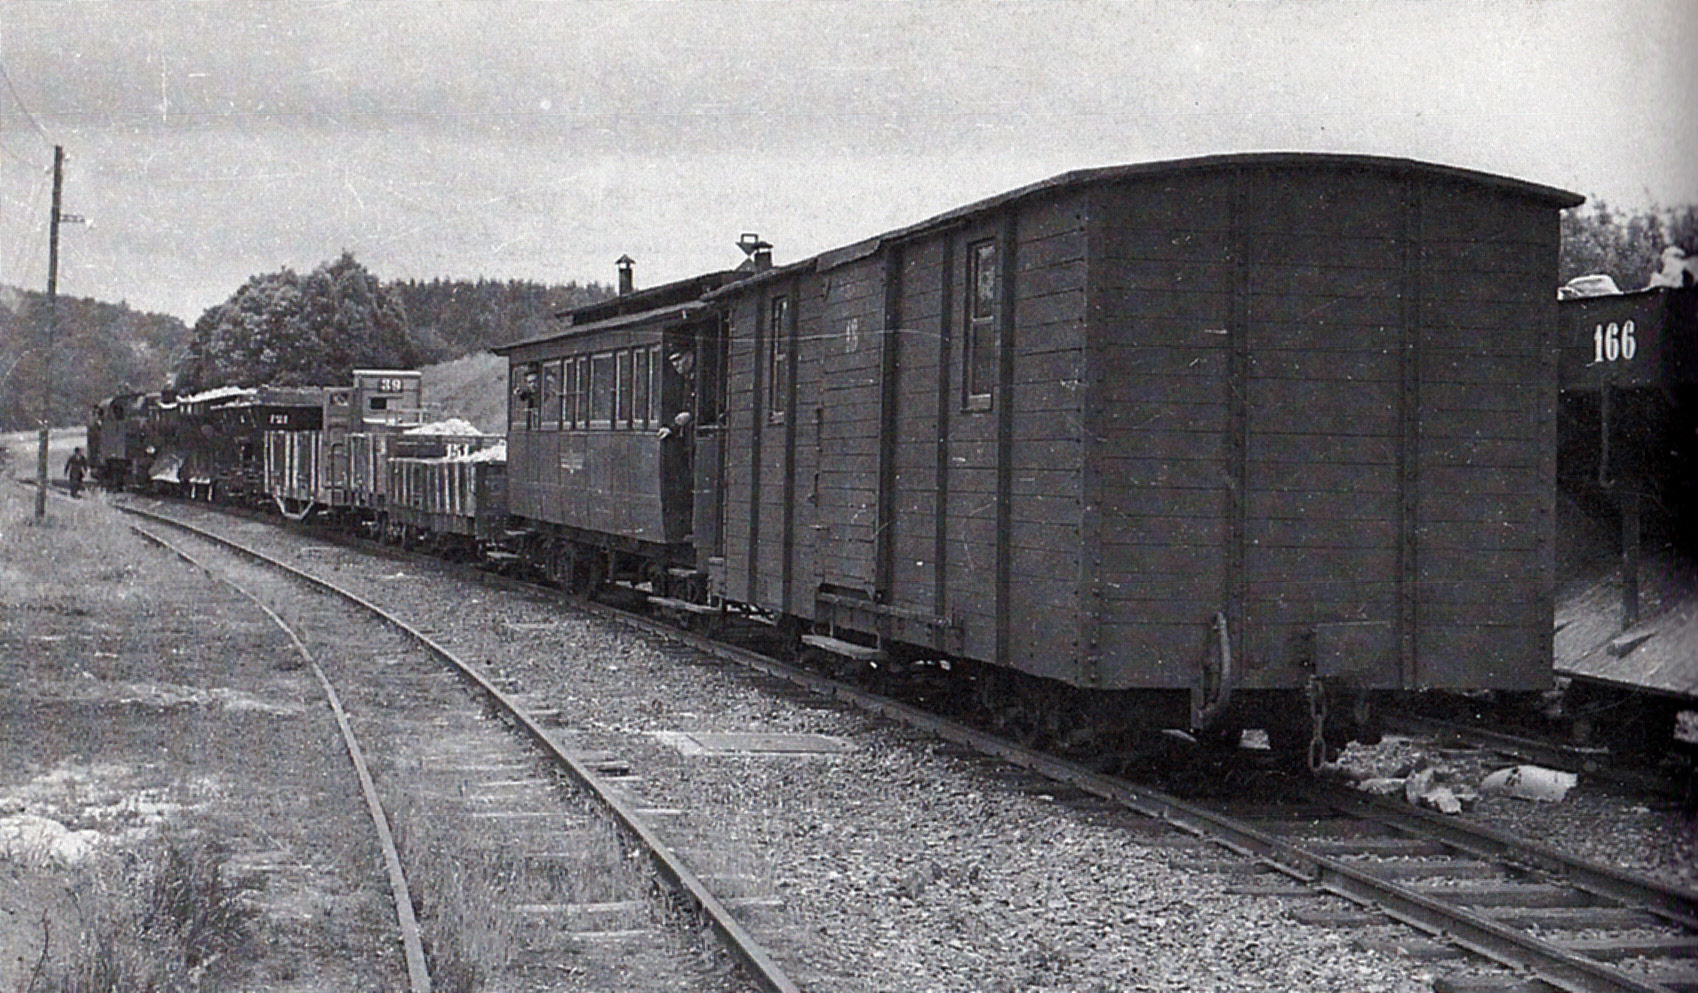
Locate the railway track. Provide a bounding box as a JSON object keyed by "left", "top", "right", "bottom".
{"left": 120, "top": 494, "right": 1698, "bottom": 992}
{"left": 119, "top": 503, "right": 797, "bottom": 993}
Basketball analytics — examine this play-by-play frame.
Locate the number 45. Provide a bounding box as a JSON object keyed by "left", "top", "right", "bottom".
{"left": 1592, "top": 320, "right": 1637, "bottom": 363}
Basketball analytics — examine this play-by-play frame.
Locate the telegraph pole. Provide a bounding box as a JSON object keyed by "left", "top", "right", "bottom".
{"left": 34, "top": 145, "right": 63, "bottom": 519}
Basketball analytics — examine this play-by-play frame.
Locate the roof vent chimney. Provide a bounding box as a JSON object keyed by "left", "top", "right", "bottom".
{"left": 616, "top": 254, "right": 635, "bottom": 295}
{"left": 737, "top": 233, "right": 773, "bottom": 272}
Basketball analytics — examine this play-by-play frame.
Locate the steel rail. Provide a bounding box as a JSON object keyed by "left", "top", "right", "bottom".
{"left": 118, "top": 504, "right": 802, "bottom": 993}
{"left": 129, "top": 523, "right": 433, "bottom": 993}
{"left": 114, "top": 495, "right": 1690, "bottom": 993}
{"left": 1308, "top": 780, "right": 1698, "bottom": 930}
{"left": 579, "top": 611, "right": 1688, "bottom": 993}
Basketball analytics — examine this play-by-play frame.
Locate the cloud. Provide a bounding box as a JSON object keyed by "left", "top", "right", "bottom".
{"left": 0, "top": 0, "right": 1693, "bottom": 321}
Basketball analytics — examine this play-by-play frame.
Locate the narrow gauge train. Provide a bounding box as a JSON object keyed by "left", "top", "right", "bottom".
{"left": 497, "top": 153, "right": 1584, "bottom": 757}
{"left": 88, "top": 371, "right": 504, "bottom": 544}
{"left": 95, "top": 154, "right": 1644, "bottom": 763}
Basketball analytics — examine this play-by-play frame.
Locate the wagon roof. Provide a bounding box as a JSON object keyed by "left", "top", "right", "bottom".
{"left": 706, "top": 152, "right": 1586, "bottom": 294}
{"left": 493, "top": 299, "right": 713, "bottom": 355}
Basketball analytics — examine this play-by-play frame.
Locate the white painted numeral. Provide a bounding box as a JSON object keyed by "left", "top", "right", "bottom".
{"left": 1592, "top": 320, "right": 1637, "bottom": 363}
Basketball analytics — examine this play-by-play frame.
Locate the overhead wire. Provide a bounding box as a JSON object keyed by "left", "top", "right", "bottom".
{"left": 0, "top": 44, "right": 59, "bottom": 291}
{"left": 0, "top": 59, "right": 52, "bottom": 150}
{"left": 2, "top": 152, "right": 50, "bottom": 289}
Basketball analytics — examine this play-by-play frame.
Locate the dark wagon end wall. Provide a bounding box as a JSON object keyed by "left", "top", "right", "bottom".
{"left": 1082, "top": 160, "right": 1579, "bottom": 699}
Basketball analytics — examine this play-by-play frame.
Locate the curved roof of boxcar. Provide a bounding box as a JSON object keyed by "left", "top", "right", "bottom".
{"left": 707, "top": 152, "right": 1586, "bottom": 294}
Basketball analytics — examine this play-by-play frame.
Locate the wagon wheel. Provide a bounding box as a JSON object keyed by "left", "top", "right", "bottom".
{"left": 795, "top": 646, "right": 828, "bottom": 676}
{"left": 575, "top": 556, "right": 606, "bottom": 599}
{"left": 993, "top": 703, "right": 1044, "bottom": 749}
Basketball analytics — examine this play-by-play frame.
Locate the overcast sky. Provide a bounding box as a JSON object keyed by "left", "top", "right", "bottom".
{"left": 2, "top": 0, "right": 1694, "bottom": 323}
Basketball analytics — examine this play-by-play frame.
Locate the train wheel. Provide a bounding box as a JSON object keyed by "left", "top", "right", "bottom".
{"left": 573, "top": 555, "right": 606, "bottom": 598}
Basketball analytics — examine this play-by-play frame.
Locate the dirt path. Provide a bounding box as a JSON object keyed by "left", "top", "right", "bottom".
{"left": 0, "top": 486, "right": 402, "bottom": 991}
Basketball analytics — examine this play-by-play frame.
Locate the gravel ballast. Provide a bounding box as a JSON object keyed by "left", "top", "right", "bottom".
{"left": 207, "top": 517, "right": 1455, "bottom": 993}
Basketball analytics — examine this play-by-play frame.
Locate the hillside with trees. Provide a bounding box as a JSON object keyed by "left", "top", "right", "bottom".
{"left": 387, "top": 276, "right": 609, "bottom": 360}
{"left": 173, "top": 252, "right": 420, "bottom": 392}
{"left": 0, "top": 288, "right": 189, "bottom": 432}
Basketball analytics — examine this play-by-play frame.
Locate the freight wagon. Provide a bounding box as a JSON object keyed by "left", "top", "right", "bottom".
{"left": 691, "top": 153, "right": 1582, "bottom": 751}
{"left": 264, "top": 370, "right": 424, "bottom": 520}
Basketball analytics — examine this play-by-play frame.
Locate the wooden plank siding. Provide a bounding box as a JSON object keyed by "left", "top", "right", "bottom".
{"left": 720, "top": 293, "right": 761, "bottom": 603}
{"left": 1415, "top": 192, "right": 1558, "bottom": 689}
{"left": 707, "top": 156, "right": 1570, "bottom": 703}
{"left": 1084, "top": 166, "right": 1559, "bottom": 692}
{"left": 1084, "top": 175, "right": 1236, "bottom": 683}
{"left": 814, "top": 256, "right": 888, "bottom": 598}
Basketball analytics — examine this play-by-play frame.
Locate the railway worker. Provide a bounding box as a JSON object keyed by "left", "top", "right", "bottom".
{"left": 656, "top": 409, "right": 693, "bottom": 440}
{"left": 65, "top": 446, "right": 87, "bottom": 497}
{"left": 1647, "top": 245, "right": 1697, "bottom": 289}
{"left": 658, "top": 347, "right": 697, "bottom": 441}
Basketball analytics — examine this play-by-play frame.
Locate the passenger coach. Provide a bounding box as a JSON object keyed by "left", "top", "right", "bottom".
{"left": 497, "top": 267, "right": 743, "bottom": 596}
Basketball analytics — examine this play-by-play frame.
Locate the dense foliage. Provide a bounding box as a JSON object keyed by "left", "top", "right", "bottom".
{"left": 173, "top": 253, "right": 417, "bottom": 392}
{"left": 0, "top": 288, "right": 189, "bottom": 432}
{"left": 170, "top": 255, "right": 611, "bottom": 393}
{"left": 388, "top": 277, "right": 610, "bottom": 361}
{"left": 1559, "top": 203, "right": 1698, "bottom": 291}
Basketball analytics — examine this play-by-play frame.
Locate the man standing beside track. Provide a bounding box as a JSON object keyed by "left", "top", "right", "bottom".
{"left": 64, "top": 447, "right": 86, "bottom": 497}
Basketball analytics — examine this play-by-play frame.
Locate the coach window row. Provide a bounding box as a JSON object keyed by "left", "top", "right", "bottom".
{"left": 511, "top": 345, "right": 663, "bottom": 431}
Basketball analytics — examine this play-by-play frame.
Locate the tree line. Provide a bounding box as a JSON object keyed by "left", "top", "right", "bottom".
{"left": 0, "top": 255, "right": 610, "bottom": 430}
{"left": 172, "top": 252, "right": 610, "bottom": 392}
{"left": 1560, "top": 203, "right": 1697, "bottom": 291}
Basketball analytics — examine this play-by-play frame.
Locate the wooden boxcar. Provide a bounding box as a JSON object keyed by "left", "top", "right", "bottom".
{"left": 1554, "top": 284, "right": 1697, "bottom": 715}
{"left": 497, "top": 271, "right": 739, "bottom": 591}
{"left": 1557, "top": 284, "right": 1698, "bottom": 498}
{"left": 702, "top": 153, "right": 1581, "bottom": 737}
{"left": 384, "top": 434, "right": 508, "bottom": 554}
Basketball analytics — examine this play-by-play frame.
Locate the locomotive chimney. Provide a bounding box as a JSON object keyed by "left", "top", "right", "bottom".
{"left": 737, "top": 232, "right": 773, "bottom": 272}
{"left": 616, "top": 254, "right": 635, "bottom": 295}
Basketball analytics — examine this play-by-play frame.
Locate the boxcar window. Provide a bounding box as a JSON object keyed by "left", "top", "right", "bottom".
{"left": 649, "top": 344, "right": 664, "bottom": 426}
{"left": 540, "top": 360, "right": 562, "bottom": 431}
{"left": 578, "top": 356, "right": 591, "bottom": 428}
{"left": 567, "top": 359, "right": 580, "bottom": 429}
{"left": 615, "top": 349, "right": 633, "bottom": 428}
{"left": 590, "top": 353, "right": 614, "bottom": 428}
{"left": 965, "top": 239, "right": 998, "bottom": 410}
{"left": 769, "top": 294, "right": 790, "bottom": 422}
{"left": 633, "top": 348, "right": 651, "bottom": 430}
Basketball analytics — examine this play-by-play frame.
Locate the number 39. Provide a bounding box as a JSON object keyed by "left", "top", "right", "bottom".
{"left": 1592, "top": 320, "right": 1637, "bottom": 363}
